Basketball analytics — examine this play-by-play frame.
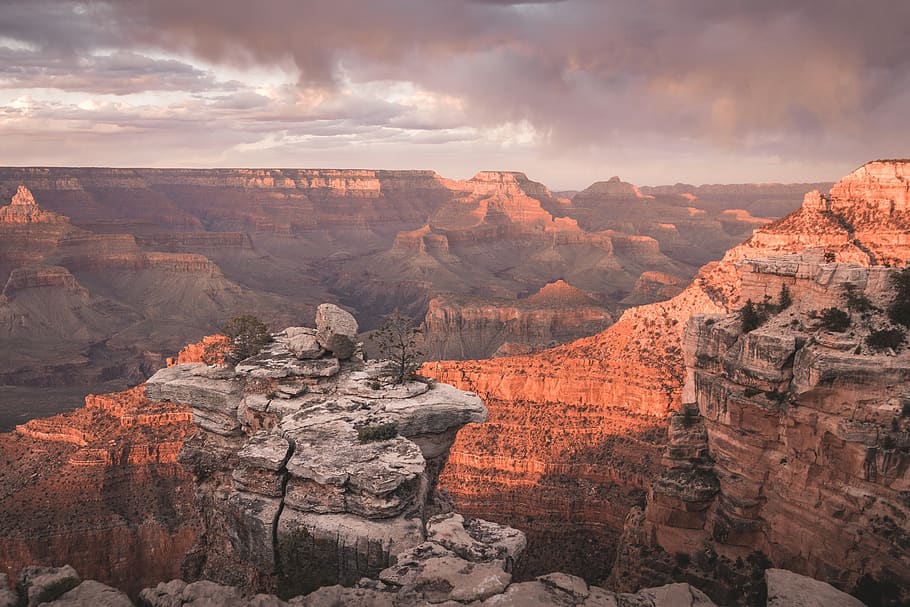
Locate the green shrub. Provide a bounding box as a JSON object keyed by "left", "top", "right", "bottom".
{"left": 220, "top": 314, "right": 271, "bottom": 365}
{"left": 819, "top": 307, "right": 850, "bottom": 332}
{"left": 866, "top": 328, "right": 906, "bottom": 351}
{"left": 777, "top": 284, "right": 792, "bottom": 310}
{"left": 887, "top": 268, "right": 910, "bottom": 328}
{"left": 842, "top": 283, "right": 875, "bottom": 313}
{"left": 357, "top": 423, "right": 398, "bottom": 442}
{"left": 740, "top": 299, "right": 767, "bottom": 333}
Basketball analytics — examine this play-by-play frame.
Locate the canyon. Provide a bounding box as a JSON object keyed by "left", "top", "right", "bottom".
{"left": 0, "top": 168, "right": 820, "bottom": 429}
{"left": 0, "top": 160, "right": 904, "bottom": 604}
{"left": 0, "top": 308, "right": 870, "bottom": 607}
{"left": 423, "top": 159, "right": 910, "bottom": 600}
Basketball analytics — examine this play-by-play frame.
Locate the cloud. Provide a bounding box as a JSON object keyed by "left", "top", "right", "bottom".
{"left": 0, "top": 0, "right": 909, "bottom": 186}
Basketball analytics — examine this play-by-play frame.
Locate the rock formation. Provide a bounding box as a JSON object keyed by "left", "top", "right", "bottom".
{"left": 422, "top": 160, "right": 910, "bottom": 589}
{"left": 0, "top": 168, "right": 813, "bottom": 425}
{"left": 627, "top": 255, "right": 910, "bottom": 602}
{"left": 423, "top": 280, "right": 613, "bottom": 360}
{"left": 142, "top": 310, "right": 503, "bottom": 598}
{"left": 0, "top": 563, "right": 867, "bottom": 607}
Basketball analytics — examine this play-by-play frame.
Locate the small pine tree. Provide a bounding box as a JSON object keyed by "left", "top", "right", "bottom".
{"left": 740, "top": 299, "right": 765, "bottom": 333}
{"left": 778, "top": 284, "right": 792, "bottom": 310}
{"left": 887, "top": 268, "right": 910, "bottom": 328}
{"left": 220, "top": 314, "right": 271, "bottom": 365}
{"left": 370, "top": 311, "right": 424, "bottom": 384}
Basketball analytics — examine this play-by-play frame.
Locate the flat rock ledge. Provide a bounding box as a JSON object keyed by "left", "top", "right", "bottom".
{"left": 144, "top": 313, "right": 490, "bottom": 595}
{"left": 0, "top": 564, "right": 868, "bottom": 607}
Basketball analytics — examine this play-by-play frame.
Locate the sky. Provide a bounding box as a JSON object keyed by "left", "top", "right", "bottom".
{"left": 0, "top": 0, "right": 908, "bottom": 189}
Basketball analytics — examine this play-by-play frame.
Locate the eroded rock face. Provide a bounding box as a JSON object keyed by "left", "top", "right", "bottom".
{"left": 423, "top": 281, "right": 614, "bottom": 360}
{"left": 144, "top": 319, "right": 488, "bottom": 597}
{"left": 0, "top": 384, "right": 196, "bottom": 597}
{"left": 423, "top": 160, "right": 910, "bottom": 585}
{"left": 638, "top": 257, "right": 910, "bottom": 601}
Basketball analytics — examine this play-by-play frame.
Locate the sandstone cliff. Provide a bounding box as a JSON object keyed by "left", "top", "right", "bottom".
{"left": 422, "top": 280, "right": 613, "bottom": 360}
{"left": 0, "top": 384, "right": 196, "bottom": 597}
{"left": 0, "top": 168, "right": 813, "bottom": 426}
{"left": 625, "top": 255, "right": 910, "bottom": 604}
{"left": 423, "top": 160, "right": 910, "bottom": 588}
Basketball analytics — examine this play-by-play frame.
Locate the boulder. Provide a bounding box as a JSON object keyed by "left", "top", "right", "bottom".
{"left": 285, "top": 327, "right": 323, "bottom": 360}
{"left": 427, "top": 512, "right": 527, "bottom": 570}
{"left": 765, "top": 569, "right": 866, "bottom": 607}
{"left": 40, "top": 580, "right": 132, "bottom": 607}
{"left": 138, "top": 579, "right": 289, "bottom": 607}
{"left": 17, "top": 565, "right": 80, "bottom": 607}
{"left": 289, "top": 585, "right": 393, "bottom": 607}
{"left": 381, "top": 554, "right": 511, "bottom": 602}
{"left": 315, "top": 304, "right": 358, "bottom": 359}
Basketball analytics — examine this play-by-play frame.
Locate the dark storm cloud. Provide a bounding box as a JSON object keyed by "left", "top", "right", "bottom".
{"left": 1, "top": 0, "right": 909, "bottom": 183}
{"left": 0, "top": 47, "right": 240, "bottom": 95}
{"left": 88, "top": 0, "right": 910, "bottom": 148}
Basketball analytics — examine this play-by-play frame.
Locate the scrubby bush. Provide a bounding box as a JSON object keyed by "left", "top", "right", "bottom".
{"left": 866, "top": 328, "right": 906, "bottom": 351}
{"left": 215, "top": 314, "right": 272, "bottom": 365}
{"left": 357, "top": 423, "right": 398, "bottom": 442}
{"left": 852, "top": 572, "right": 902, "bottom": 607}
{"left": 887, "top": 267, "right": 910, "bottom": 328}
{"left": 740, "top": 299, "right": 767, "bottom": 333}
{"left": 843, "top": 283, "right": 875, "bottom": 313}
{"left": 819, "top": 307, "right": 850, "bottom": 332}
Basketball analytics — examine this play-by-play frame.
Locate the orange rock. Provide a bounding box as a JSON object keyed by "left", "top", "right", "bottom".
{"left": 424, "top": 159, "right": 910, "bottom": 582}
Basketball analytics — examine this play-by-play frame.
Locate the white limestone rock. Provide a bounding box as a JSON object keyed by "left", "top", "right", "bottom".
{"left": 315, "top": 304, "right": 359, "bottom": 360}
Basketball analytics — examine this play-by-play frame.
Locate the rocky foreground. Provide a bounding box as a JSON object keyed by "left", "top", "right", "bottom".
{"left": 423, "top": 159, "right": 910, "bottom": 588}
{"left": 0, "top": 563, "right": 867, "bottom": 607}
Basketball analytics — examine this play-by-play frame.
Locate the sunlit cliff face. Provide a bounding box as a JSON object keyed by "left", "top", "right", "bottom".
{"left": 2, "top": 1, "right": 909, "bottom": 185}
{"left": 422, "top": 159, "right": 910, "bottom": 582}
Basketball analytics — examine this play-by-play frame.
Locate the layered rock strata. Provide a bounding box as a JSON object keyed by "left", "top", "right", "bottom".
{"left": 637, "top": 256, "right": 910, "bottom": 600}
{"left": 0, "top": 168, "right": 814, "bottom": 425}
{"left": 144, "top": 309, "right": 494, "bottom": 597}
{"left": 423, "top": 280, "right": 613, "bottom": 360}
{"left": 424, "top": 160, "right": 910, "bottom": 584}
{"left": 0, "top": 384, "right": 196, "bottom": 597}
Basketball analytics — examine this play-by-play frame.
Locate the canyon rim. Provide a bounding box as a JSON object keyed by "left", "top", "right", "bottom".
{"left": 2, "top": 1, "right": 910, "bottom": 605}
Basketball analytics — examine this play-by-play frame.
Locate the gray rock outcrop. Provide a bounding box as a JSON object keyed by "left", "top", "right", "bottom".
{"left": 765, "top": 569, "right": 866, "bottom": 607}
{"left": 314, "top": 303, "right": 358, "bottom": 359}
{"left": 144, "top": 310, "right": 488, "bottom": 597}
